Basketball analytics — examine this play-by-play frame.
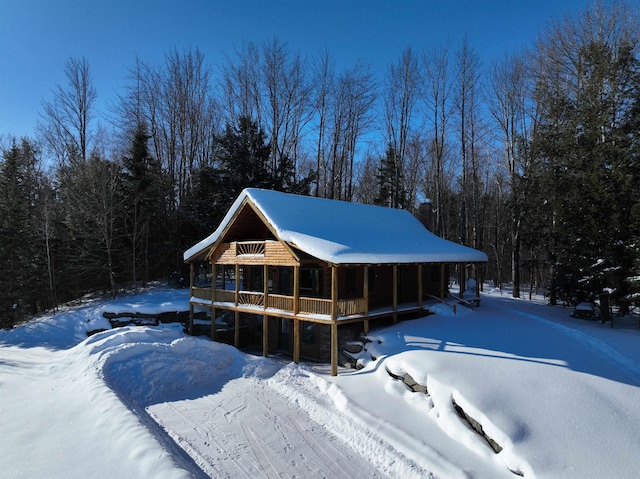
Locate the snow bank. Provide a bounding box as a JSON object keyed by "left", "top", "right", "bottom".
{"left": 2, "top": 287, "right": 639, "bottom": 479}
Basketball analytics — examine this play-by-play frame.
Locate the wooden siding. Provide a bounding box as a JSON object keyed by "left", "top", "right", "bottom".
{"left": 211, "top": 242, "right": 236, "bottom": 263}
{"left": 265, "top": 241, "right": 298, "bottom": 266}
{"left": 211, "top": 240, "right": 297, "bottom": 266}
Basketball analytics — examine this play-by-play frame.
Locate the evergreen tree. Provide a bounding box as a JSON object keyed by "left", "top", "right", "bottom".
{"left": 56, "top": 154, "right": 123, "bottom": 298}
{"left": 375, "top": 145, "right": 407, "bottom": 208}
{"left": 179, "top": 116, "right": 272, "bottom": 253}
{"left": 531, "top": 2, "right": 640, "bottom": 304}
{"left": 121, "top": 123, "right": 163, "bottom": 289}
{"left": 218, "top": 116, "right": 273, "bottom": 195}
{"left": 0, "top": 139, "right": 46, "bottom": 326}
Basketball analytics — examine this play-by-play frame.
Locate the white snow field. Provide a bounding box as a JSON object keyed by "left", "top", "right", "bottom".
{"left": 1, "top": 287, "right": 639, "bottom": 478}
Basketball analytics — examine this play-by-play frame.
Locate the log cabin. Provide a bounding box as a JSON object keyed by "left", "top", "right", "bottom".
{"left": 184, "top": 188, "right": 487, "bottom": 375}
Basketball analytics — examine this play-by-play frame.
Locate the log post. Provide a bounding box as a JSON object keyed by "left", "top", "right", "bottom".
{"left": 331, "top": 321, "right": 338, "bottom": 376}
{"left": 234, "top": 310, "right": 240, "bottom": 348}
{"left": 293, "top": 265, "right": 300, "bottom": 364}
{"left": 234, "top": 263, "right": 240, "bottom": 348}
{"left": 331, "top": 265, "right": 338, "bottom": 376}
{"left": 293, "top": 319, "right": 300, "bottom": 364}
{"left": 440, "top": 263, "right": 446, "bottom": 299}
{"left": 211, "top": 263, "right": 216, "bottom": 341}
{"left": 363, "top": 266, "right": 369, "bottom": 334}
{"left": 235, "top": 263, "right": 240, "bottom": 306}
{"left": 417, "top": 264, "right": 423, "bottom": 309}
{"left": 393, "top": 265, "right": 398, "bottom": 324}
{"left": 263, "top": 264, "right": 268, "bottom": 357}
{"left": 188, "top": 263, "right": 195, "bottom": 335}
{"left": 211, "top": 306, "right": 216, "bottom": 341}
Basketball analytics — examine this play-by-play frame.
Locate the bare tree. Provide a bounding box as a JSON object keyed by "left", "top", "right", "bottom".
{"left": 221, "top": 42, "right": 263, "bottom": 131}
{"left": 488, "top": 52, "right": 531, "bottom": 297}
{"left": 422, "top": 45, "right": 454, "bottom": 236}
{"left": 454, "top": 37, "right": 485, "bottom": 249}
{"left": 312, "top": 49, "right": 335, "bottom": 197}
{"left": 262, "top": 38, "right": 314, "bottom": 189}
{"left": 352, "top": 148, "right": 379, "bottom": 205}
{"left": 382, "top": 47, "right": 421, "bottom": 209}
{"left": 324, "top": 61, "right": 376, "bottom": 200}
{"left": 39, "top": 57, "right": 97, "bottom": 164}
{"left": 120, "top": 48, "right": 217, "bottom": 209}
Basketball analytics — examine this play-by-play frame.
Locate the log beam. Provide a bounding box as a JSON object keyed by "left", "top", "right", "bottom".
{"left": 331, "top": 266, "right": 338, "bottom": 376}
{"left": 363, "top": 266, "right": 369, "bottom": 334}
{"left": 393, "top": 265, "right": 398, "bottom": 324}
{"left": 188, "top": 263, "right": 194, "bottom": 335}
{"left": 418, "top": 264, "right": 423, "bottom": 308}
{"left": 293, "top": 265, "right": 300, "bottom": 364}
{"left": 263, "top": 264, "right": 269, "bottom": 357}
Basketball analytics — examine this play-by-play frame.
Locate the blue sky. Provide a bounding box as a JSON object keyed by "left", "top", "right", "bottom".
{"left": 1, "top": 0, "right": 591, "bottom": 141}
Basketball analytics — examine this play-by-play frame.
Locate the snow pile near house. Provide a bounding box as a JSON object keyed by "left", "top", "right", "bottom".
{"left": 94, "top": 288, "right": 192, "bottom": 318}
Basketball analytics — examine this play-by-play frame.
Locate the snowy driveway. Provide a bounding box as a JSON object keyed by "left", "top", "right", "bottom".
{"left": 147, "top": 377, "right": 386, "bottom": 478}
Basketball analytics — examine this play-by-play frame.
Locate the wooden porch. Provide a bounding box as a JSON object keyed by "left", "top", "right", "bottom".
{"left": 188, "top": 240, "right": 451, "bottom": 375}
{"left": 190, "top": 287, "right": 369, "bottom": 320}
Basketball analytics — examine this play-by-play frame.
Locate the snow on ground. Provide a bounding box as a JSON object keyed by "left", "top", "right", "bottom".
{"left": 1, "top": 286, "right": 639, "bottom": 478}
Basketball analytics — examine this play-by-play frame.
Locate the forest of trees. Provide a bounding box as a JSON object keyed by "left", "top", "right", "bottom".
{"left": 1, "top": 0, "right": 639, "bottom": 328}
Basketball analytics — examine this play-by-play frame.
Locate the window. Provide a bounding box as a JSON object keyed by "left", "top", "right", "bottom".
{"left": 249, "top": 265, "right": 264, "bottom": 292}
{"left": 216, "top": 265, "right": 235, "bottom": 290}
{"left": 368, "top": 267, "right": 376, "bottom": 294}
{"left": 302, "top": 322, "right": 316, "bottom": 344}
{"left": 300, "top": 268, "right": 323, "bottom": 297}
{"left": 430, "top": 264, "right": 440, "bottom": 282}
{"left": 346, "top": 267, "right": 357, "bottom": 296}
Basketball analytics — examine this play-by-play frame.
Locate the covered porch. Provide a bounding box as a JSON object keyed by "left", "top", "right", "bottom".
{"left": 188, "top": 260, "right": 456, "bottom": 375}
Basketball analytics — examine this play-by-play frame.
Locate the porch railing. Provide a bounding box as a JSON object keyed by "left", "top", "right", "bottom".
{"left": 192, "top": 287, "right": 367, "bottom": 317}
{"left": 299, "top": 297, "right": 331, "bottom": 315}
{"left": 238, "top": 291, "right": 264, "bottom": 307}
{"left": 338, "top": 297, "right": 368, "bottom": 316}
{"left": 191, "top": 287, "right": 212, "bottom": 302}
{"left": 267, "top": 294, "right": 293, "bottom": 312}
{"left": 214, "top": 289, "right": 236, "bottom": 303}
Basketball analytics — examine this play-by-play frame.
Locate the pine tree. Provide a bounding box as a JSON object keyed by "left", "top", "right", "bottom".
{"left": 56, "top": 155, "right": 123, "bottom": 298}
{"left": 529, "top": 1, "right": 640, "bottom": 304}
{"left": 180, "top": 116, "right": 272, "bottom": 254}
{"left": 375, "top": 145, "right": 407, "bottom": 209}
{"left": 0, "top": 139, "right": 45, "bottom": 326}
{"left": 218, "top": 116, "right": 273, "bottom": 196}
{"left": 121, "top": 123, "right": 163, "bottom": 290}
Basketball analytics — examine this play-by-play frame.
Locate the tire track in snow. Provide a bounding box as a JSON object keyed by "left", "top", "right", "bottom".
{"left": 150, "top": 401, "right": 257, "bottom": 478}
{"left": 241, "top": 423, "right": 281, "bottom": 479}
{"left": 288, "top": 414, "right": 360, "bottom": 478}
{"left": 148, "top": 376, "right": 389, "bottom": 478}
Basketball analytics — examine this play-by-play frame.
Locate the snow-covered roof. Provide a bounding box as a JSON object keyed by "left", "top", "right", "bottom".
{"left": 184, "top": 188, "right": 488, "bottom": 264}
